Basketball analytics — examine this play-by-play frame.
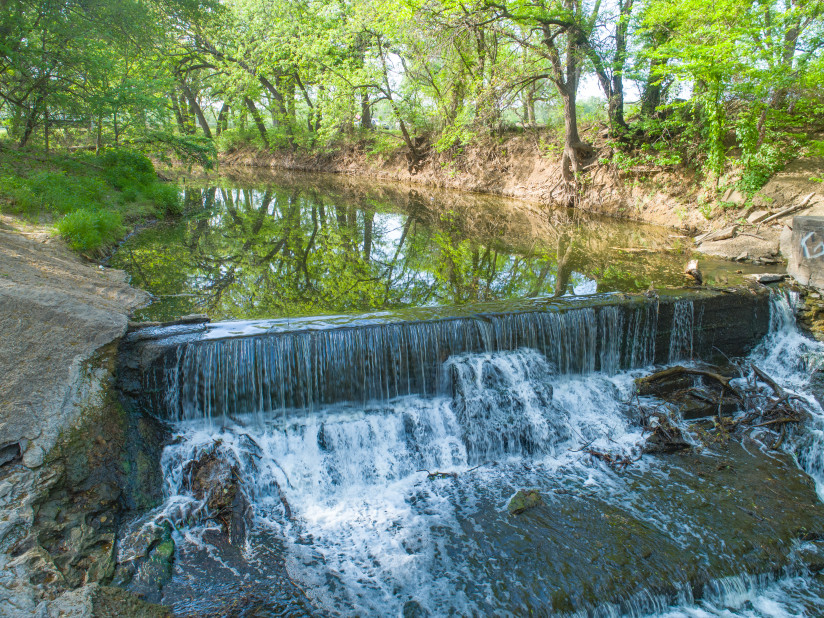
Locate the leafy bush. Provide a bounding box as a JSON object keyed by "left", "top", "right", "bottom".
{"left": 99, "top": 150, "right": 157, "bottom": 190}
{"left": 215, "top": 127, "right": 263, "bottom": 153}
{"left": 0, "top": 171, "right": 106, "bottom": 215}
{"left": 57, "top": 208, "right": 123, "bottom": 252}
{"left": 145, "top": 182, "right": 182, "bottom": 215}
{"left": 0, "top": 148, "right": 182, "bottom": 254}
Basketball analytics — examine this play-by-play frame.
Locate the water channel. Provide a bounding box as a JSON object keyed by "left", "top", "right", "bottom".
{"left": 113, "top": 172, "right": 824, "bottom": 617}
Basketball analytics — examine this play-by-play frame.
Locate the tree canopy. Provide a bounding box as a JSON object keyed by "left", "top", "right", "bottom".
{"left": 2, "top": 0, "right": 822, "bottom": 191}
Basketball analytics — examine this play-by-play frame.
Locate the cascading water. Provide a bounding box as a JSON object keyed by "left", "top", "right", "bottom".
{"left": 668, "top": 301, "right": 694, "bottom": 363}
{"left": 147, "top": 302, "right": 658, "bottom": 423}
{"left": 122, "top": 290, "right": 824, "bottom": 616}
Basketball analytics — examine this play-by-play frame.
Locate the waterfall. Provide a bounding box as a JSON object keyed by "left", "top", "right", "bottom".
{"left": 123, "top": 288, "right": 811, "bottom": 616}
{"left": 145, "top": 302, "right": 660, "bottom": 423}
{"left": 667, "top": 300, "right": 694, "bottom": 363}
{"left": 750, "top": 290, "right": 824, "bottom": 497}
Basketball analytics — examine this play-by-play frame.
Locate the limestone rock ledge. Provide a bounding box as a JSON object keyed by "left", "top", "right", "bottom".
{"left": 0, "top": 220, "right": 158, "bottom": 617}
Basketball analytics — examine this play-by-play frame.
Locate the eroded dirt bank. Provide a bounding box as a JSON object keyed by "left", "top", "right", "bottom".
{"left": 220, "top": 136, "right": 824, "bottom": 266}
{"left": 0, "top": 217, "right": 169, "bottom": 616}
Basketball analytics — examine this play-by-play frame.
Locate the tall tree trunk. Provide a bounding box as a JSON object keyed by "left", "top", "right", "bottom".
{"left": 641, "top": 56, "right": 667, "bottom": 118}
{"left": 20, "top": 98, "right": 41, "bottom": 148}
{"left": 526, "top": 88, "right": 537, "bottom": 126}
{"left": 172, "top": 96, "right": 187, "bottom": 134}
{"left": 43, "top": 101, "right": 49, "bottom": 154}
{"left": 560, "top": 87, "right": 584, "bottom": 181}
{"left": 360, "top": 91, "right": 372, "bottom": 130}
{"left": 216, "top": 102, "right": 229, "bottom": 136}
{"left": 181, "top": 82, "right": 212, "bottom": 138}
{"left": 244, "top": 97, "right": 269, "bottom": 148}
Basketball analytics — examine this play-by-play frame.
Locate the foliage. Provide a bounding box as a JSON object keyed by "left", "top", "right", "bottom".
{"left": 0, "top": 0, "right": 823, "bottom": 223}
{"left": 0, "top": 148, "right": 181, "bottom": 251}
{"left": 57, "top": 208, "right": 124, "bottom": 252}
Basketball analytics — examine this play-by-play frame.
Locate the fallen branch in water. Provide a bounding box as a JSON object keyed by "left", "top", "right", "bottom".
{"left": 584, "top": 449, "right": 641, "bottom": 469}
{"left": 751, "top": 364, "right": 786, "bottom": 399}
{"left": 638, "top": 366, "right": 742, "bottom": 400}
{"left": 417, "top": 469, "right": 458, "bottom": 480}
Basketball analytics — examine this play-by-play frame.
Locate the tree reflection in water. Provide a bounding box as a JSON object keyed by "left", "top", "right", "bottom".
{"left": 112, "top": 176, "right": 701, "bottom": 322}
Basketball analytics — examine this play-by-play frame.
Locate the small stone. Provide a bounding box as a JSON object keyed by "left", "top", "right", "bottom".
{"left": 508, "top": 489, "right": 542, "bottom": 515}
{"left": 22, "top": 445, "right": 44, "bottom": 468}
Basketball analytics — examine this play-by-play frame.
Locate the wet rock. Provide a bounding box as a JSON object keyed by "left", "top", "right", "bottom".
{"left": 643, "top": 413, "right": 691, "bottom": 454}
{"left": 796, "top": 541, "right": 824, "bottom": 573}
{"left": 508, "top": 489, "right": 542, "bottom": 515}
{"left": 134, "top": 525, "right": 175, "bottom": 593}
{"left": 403, "top": 599, "right": 427, "bottom": 618}
{"left": 92, "top": 585, "right": 171, "bottom": 617}
{"left": 0, "top": 347, "right": 171, "bottom": 617}
{"left": 797, "top": 288, "right": 824, "bottom": 342}
{"left": 745, "top": 273, "right": 787, "bottom": 284}
{"left": 183, "top": 446, "right": 250, "bottom": 545}
{"left": 667, "top": 391, "right": 739, "bottom": 420}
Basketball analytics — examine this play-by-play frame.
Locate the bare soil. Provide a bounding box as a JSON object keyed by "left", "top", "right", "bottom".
{"left": 220, "top": 133, "right": 824, "bottom": 266}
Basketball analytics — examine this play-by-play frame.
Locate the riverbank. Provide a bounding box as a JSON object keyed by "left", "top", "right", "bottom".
{"left": 0, "top": 216, "right": 171, "bottom": 616}
{"left": 219, "top": 134, "right": 824, "bottom": 266}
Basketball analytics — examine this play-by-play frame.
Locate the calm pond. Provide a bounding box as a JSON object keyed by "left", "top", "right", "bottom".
{"left": 111, "top": 171, "right": 772, "bottom": 322}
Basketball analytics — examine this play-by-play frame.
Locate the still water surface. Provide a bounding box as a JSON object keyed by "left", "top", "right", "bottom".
{"left": 111, "top": 172, "right": 772, "bottom": 322}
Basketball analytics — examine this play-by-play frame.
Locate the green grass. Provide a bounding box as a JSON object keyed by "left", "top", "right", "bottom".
{"left": 0, "top": 147, "right": 181, "bottom": 253}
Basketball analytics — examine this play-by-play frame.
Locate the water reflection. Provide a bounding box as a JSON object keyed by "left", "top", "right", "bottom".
{"left": 112, "top": 174, "right": 730, "bottom": 322}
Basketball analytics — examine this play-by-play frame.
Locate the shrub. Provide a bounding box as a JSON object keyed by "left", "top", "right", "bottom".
{"left": 145, "top": 182, "right": 182, "bottom": 216}
{"left": 99, "top": 149, "right": 157, "bottom": 190}
{"left": 0, "top": 172, "right": 106, "bottom": 215}
{"left": 57, "top": 208, "right": 123, "bottom": 252}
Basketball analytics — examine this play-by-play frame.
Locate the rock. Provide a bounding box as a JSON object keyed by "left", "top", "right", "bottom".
{"left": 747, "top": 210, "right": 771, "bottom": 224}
{"left": 643, "top": 419, "right": 691, "bottom": 454}
{"left": 0, "top": 441, "right": 22, "bottom": 467}
{"left": 789, "top": 216, "right": 824, "bottom": 291}
{"left": 745, "top": 273, "right": 787, "bottom": 284}
{"left": 508, "top": 489, "right": 542, "bottom": 515}
{"left": 22, "top": 445, "right": 44, "bottom": 469}
{"left": 183, "top": 446, "right": 250, "bottom": 545}
{"left": 697, "top": 225, "right": 738, "bottom": 244}
{"left": 403, "top": 599, "right": 427, "bottom": 618}
{"left": 127, "top": 314, "right": 210, "bottom": 331}
{"left": 92, "top": 586, "right": 171, "bottom": 617}
{"left": 735, "top": 252, "right": 749, "bottom": 262}
{"left": 722, "top": 189, "right": 746, "bottom": 205}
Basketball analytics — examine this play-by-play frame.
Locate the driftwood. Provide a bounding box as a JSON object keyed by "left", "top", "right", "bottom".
{"left": 637, "top": 366, "right": 741, "bottom": 399}
{"left": 418, "top": 469, "right": 458, "bottom": 480}
{"left": 759, "top": 193, "right": 815, "bottom": 225}
{"left": 417, "top": 464, "right": 482, "bottom": 481}
{"left": 637, "top": 362, "right": 807, "bottom": 450}
{"left": 585, "top": 449, "right": 641, "bottom": 468}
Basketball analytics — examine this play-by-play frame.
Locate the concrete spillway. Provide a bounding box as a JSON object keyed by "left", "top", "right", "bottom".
{"left": 118, "top": 286, "right": 770, "bottom": 423}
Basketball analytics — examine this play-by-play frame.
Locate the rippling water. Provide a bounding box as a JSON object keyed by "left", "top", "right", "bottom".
{"left": 124, "top": 291, "right": 824, "bottom": 616}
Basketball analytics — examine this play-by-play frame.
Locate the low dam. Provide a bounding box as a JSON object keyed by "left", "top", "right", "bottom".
{"left": 119, "top": 287, "right": 770, "bottom": 423}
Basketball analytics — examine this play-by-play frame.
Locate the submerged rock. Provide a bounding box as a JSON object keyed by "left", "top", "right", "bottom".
{"left": 508, "top": 489, "right": 543, "bottom": 515}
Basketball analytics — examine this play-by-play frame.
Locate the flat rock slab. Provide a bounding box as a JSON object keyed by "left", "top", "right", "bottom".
{"left": 790, "top": 216, "right": 824, "bottom": 290}
{"left": 0, "top": 219, "right": 149, "bottom": 466}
